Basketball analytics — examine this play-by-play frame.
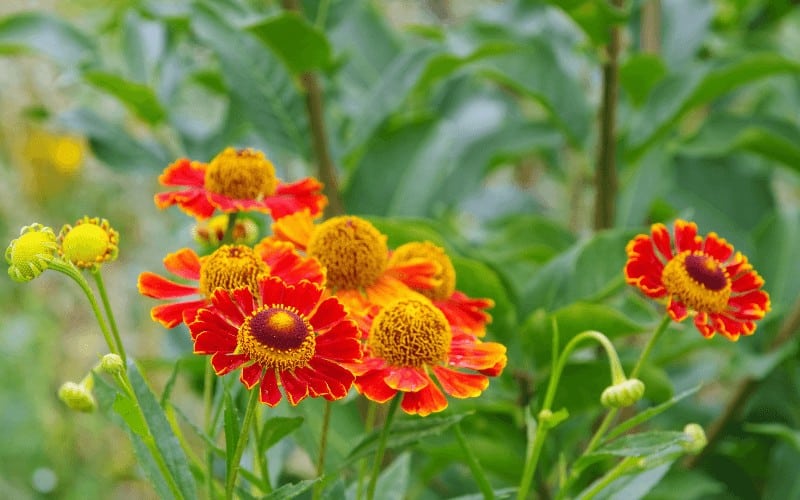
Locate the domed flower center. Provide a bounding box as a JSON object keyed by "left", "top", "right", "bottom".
{"left": 199, "top": 245, "right": 270, "bottom": 296}
{"left": 59, "top": 218, "right": 119, "bottom": 269}
{"left": 204, "top": 148, "right": 277, "bottom": 200}
{"left": 6, "top": 224, "right": 58, "bottom": 282}
{"left": 237, "top": 306, "right": 315, "bottom": 370}
{"left": 368, "top": 299, "right": 451, "bottom": 367}
{"left": 388, "top": 241, "right": 456, "bottom": 300}
{"left": 661, "top": 251, "right": 731, "bottom": 313}
{"left": 306, "top": 216, "right": 388, "bottom": 291}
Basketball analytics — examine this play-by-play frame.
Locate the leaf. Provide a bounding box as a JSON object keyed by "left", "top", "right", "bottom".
{"left": 190, "top": 2, "right": 309, "bottom": 157}
{"left": 0, "top": 12, "right": 95, "bottom": 66}
{"left": 128, "top": 428, "right": 176, "bottom": 500}
{"left": 620, "top": 54, "right": 667, "bottom": 106}
{"left": 660, "top": 0, "right": 714, "bottom": 66}
{"left": 591, "top": 462, "right": 673, "bottom": 500}
{"left": 262, "top": 479, "right": 318, "bottom": 500}
{"left": 223, "top": 389, "right": 241, "bottom": 480}
{"left": 346, "top": 413, "right": 468, "bottom": 462}
{"left": 248, "top": 13, "right": 332, "bottom": 74}
{"left": 626, "top": 55, "right": 800, "bottom": 156}
{"left": 547, "top": 0, "right": 629, "bottom": 46}
{"left": 258, "top": 416, "right": 304, "bottom": 453}
{"left": 753, "top": 211, "right": 800, "bottom": 310}
{"left": 604, "top": 385, "right": 702, "bottom": 442}
{"left": 112, "top": 393, "right": 148, "bottom": 438}
{"left": 590, "top": 431, "right": 689, "bottom": 459}
{"left": 745, "top": 423, "right": 800, "bottom": 453}
{"left": 122, "top": 10, "right": 166, "bottom": 83}
{"left": 128, "top": 362, "right": 197, "bottom": 499}
{"left": 82, "top": 72, "right": 166, "bottom": 125}
{"left": 374, "top": 453, "right": 411, "bottom": 500}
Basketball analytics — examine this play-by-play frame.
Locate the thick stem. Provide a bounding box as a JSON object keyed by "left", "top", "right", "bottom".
{"left": 91, "top": 268, "right": 127, "bottom": 363}
{"left": 226, "top": 386, "right": 260, "bottom": 499}
{"left": 640, "top": 0, "right": 661, "bottom": 54}
{"left": 593, "top": 0, "right": 623, "bottom": 230}
{"left": 455, "top": 421, "right": 494, "bottom": 499}
{"left": 367, "top": 396, "right": 400, "bottom": 500}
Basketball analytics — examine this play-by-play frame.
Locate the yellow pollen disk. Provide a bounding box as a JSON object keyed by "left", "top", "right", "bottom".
{"left": 662, "top": 251, "right": 731, "bottom": 313}
{"left": 237, "top": 306, "right": 315, "bottom": 371}
{"left": 59, "top": 217, "right": 119, "bottom": 269}
{"left": 306, "top": 216, "right": 388, "bottom": 291}
{"left": 199, "top": 245, "right": 270, "bottom": 296}
{"left": 368, "top": 298, "right": 451, "bottom": 368}
{"left": 389, "top": 241, "right": 456, "bottom": 300}
{"left": 204, "top": 147, "right": 277, "bottom": 200}
{"left": 6, "top": 224, "right": 58, "bottom": 282}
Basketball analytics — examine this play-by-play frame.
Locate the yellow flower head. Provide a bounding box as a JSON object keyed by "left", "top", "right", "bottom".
{"left": 205, "top": 147, "right": 277, "bottom": 200}
{"left": 5, "top": 223, "right": 58, "bottom": 282}
{"left": 58, "top": 217, "right": 119, "bottom": 270}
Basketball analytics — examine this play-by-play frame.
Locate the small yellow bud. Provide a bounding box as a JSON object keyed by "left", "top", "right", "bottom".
{"left": 682, "top": 423, "right": 707, "bottom": 455}
{"left": 5, "top": 223, "right": 58, "bottom": 282}
{"left": 600, "top": 378, "right": 645, "bottom": 408}
{"left": 58, "top": 216, "right": 119, "bottom": 270}
{"left": 58, "top": 381, "right": 96, "bottom": 413}
{"left": 193, "top": 215, "right": 260, "bottom": 247}
{"left": 100, "top": 353, "right": 124, "bottom": 375}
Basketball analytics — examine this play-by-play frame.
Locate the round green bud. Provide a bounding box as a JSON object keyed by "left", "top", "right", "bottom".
{"left": 58, "top": 381, "right": 96, "bottom": 413}
{"left": 600, "top": 378, "right": 645, "bottom": 408}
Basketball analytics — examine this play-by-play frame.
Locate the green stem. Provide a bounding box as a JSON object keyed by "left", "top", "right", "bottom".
{"left": 367, "top": 396, "right": 400, "bottom": 500}
{"left": 50, "top": 261, "right": 118, "bottom": 358}
{"left": 221, "top": 212, "right": 240, "bottom": 245}
{"left": 455, "top": 421, "right": 494, "bottom": 499}
{"left": 357, "top": 402, "right": 379, "bottom": 500}
{"left": 312, "top": 401, "right": 333, "bottom": 500}
{"left": 203, "top": 363, "right": 216, "bottom": 499}
{"left": 578, "top": 457, "right": 638, "bottom": 499}
{"left": 252, "top": 404, "right": 272, "bottom": 494}
{"left": 630, "top": 314, "right": 671, "bottom": 379}
{"left": 91, "top": 268, "right": 127, "bottom": 363}
{"left": 226, "top": 386, "right": 260, "bottom": 499}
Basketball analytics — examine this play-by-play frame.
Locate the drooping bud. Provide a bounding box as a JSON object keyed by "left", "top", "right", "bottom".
{"left": 100, "top": 353, "right": 124, "bottom": 375}
{"left": 58, "top": 378, "right": 96, "bottom": 413}
{"left": 5, "top": 223, "right": 58, "bottom": 282}
{"left": 600, "top": 378, "right": 645, "bottom": 408}
{"left": 681, "top": 423, "right": 707, "bottom": 455}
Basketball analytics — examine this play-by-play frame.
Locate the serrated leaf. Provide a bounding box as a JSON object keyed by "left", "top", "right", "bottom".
{"left": 248, "top": 13, "right": 332, "bottom": 74}
{"left": 0, "top": 12, "right": 95, "bottom": 66}
{"left": 84, "top": 72, "right": 166, "bottom": 125}
{"left": 258, "top": 416, "right": 304, "bottom": 452}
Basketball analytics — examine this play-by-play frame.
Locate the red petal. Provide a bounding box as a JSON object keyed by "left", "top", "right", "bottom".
{"left": 151, "top": 300, "right": 203, "bottom": 329}
{"left": 255, "top": 238, "right": 325, "bottom": 285}
{"left": 710, "top": 313, "right": 751, "bottom": 341}
{"left": 693, "top": 312, "right": 716, "bottom": 338}
{"left": 240, "top": 364, "right": 263, "bottom": 389}
{"left": 282, "top": 280, "right": 322, "bottom": 317}
{"left": 725, "top": 252, "right": 750, "bottom": 278}
{"left": 310, "top": 297, "right": 347, "bottom": 332}
{"left": 731, "top": 271, "right": 765, "bottom": 293}
{"left": 267, "top": 178, "right": 327, "bottom": 219}
{"left": 292, "top": 366, "right": 331, "bottom": 397}
{"left": 728, "top": 290, "right": 770, "bottom": 319}
{"left": 138, "top": 272, "right": 198, "bottom": 299}
{"left": 155, "top": 189, "right": 216, "bottom": 219}
{"left": 386, "top": 257, "right": 441, "bottom": 290}
{"left": 260, "top": 370, "right": 282, "bottom": 406}
{"left": 436, "top": 292, "right": 493, "bottom": 336}
{"left": 354, "top": 369, "right": 397, "bottom": 403}
{"left": 279, "top": 370, "right": 310, "bottom": 405}
{"left": 384, "top": 367, "right": 430, "bottom": 392}
{"left": 206, "top": 192, "right": 272, "bottom": 214}
{"left": 270, "top": 209, "right": 315, "bottom": 251}
{"left": 210, "top": 352, "right": 249, "bottom": 375}
{"left": 315, "top": 322, "right": 362, "bottom": 362}
{"left": 650, "top": 223, "right": 674, "bottom": 260}
{"left": 703, "top": 233, "right": 733, "bottom": 263}
{"left": 448, "top": 337, "right": 507, "bottom": 371}
{"left": 674, "top": 220, "right": 701, "bottom": 252}
{"left": 667, "top": 298, "right": 689, "bottom": 322}
{"left": 158, "top": 159, "right": 206, "bottom": 187}
{"left": 210, "top": 288, "right": 247, "bottom": 326}
{"left": 231, "top": 287, "right": 256, "bottom": 317}
{"left": 308, "top": 357, "right": 355, "bottom": 399}
{"left": 163, "top": 248, "right": 202, "bottom": 280}
{"left": 432, "top": 366, "right": 488, "bottom": 398}
{"left": 259, "top": 276, "right": 288, "bottom": 307}
{"left": 400, "top": 383, "right": 448, "bottom": 416}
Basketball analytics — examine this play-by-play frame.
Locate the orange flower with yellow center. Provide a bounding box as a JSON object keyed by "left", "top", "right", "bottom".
{"left": 138, "top": 239, "right": 324, "bottom": 328}
{"left": 348, "top": 298, "right": 507, "bottom": 416}
{"left": 625, "top": 219, "right": 770, "bottom": 340}
{"left": 58, "top": 217, "right": 119, "bottom": 270}
{"left": 387, "top": 241, "right": 494, "bottom": 335}
{"left": 189, "top": 277, "right": 362, "bottom": 406}
{"left": 271, "top": 211, "right": 437, "bottom": 315}
{"left": 154, "top": 147, "right": 327, "bottom": 220}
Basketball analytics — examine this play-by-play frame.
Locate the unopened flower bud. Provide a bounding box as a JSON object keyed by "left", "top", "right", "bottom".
{"left": 5, "top": 224, "right": 58, "bottom": 282}
{"left": 682, "top": 423, "right": 707, "bottom": 455}
{"left": 58, "top": 217, "right": 119, "bottom": 270}
{"left": 100, "top": 353, "right": 124, "bottom": 375}
{"left": 58, "top": 381, "right": 96, "bottom": 413}
{"left": 600, "top": 378, "right": 645, "bottom": 408}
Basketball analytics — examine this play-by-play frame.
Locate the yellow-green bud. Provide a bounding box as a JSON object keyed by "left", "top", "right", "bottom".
{"left": 58, "top": 216, "right": 119, "bottom": 270}
{"left": 5, "top": 223, "right": 58, "bottom": 282}
{"left": 100, "top": 353, "right": 124, "bottom": 375}
{"left": 681, "top": 423, "right": 707, "bottom": 455}
{"left": 600, "top": 378, "right": 645, "bottom": 408}
{"left": 58, "top": 381, "right": 96, "bottom": 413}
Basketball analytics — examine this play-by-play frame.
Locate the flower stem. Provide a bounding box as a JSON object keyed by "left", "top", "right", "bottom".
{"left": 312, "top": 401, "right": 333, "bottom": 500}
{"left": 629, "top": 314, "right": 671, "bottom": 379}
{"left": 356, "top": 402, "right": 379, "bottom": 500}
{"left": 579, "top": 457, "right": 638, "bottom": 499}
{"left": 367, "top": 395, "right": 400, "bottom": 500}
{"left": 91, "top": 268, "right": 127, "bottom": 363}
{"left": 203, "top": 363, "right": 216, "bottom": 498}
{"left": 455, "top": 421, "right": 494, "bottom": 499}
{"left": 252, "top": 404, "right": 272, "bottom": 493}
{"left": 226, "top": 385, "right": 260, "bottom": 499}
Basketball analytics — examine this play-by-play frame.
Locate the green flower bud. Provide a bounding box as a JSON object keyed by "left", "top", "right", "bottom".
{"left": 600, "top": 378, "right": 645, "bottom": 408}
{"left": 5, "top": 224, "right": 58, "bottom": 282}
{"left": 100, "top": 353, "right": 124, "bottom": 375}
{"left": 682, "top": 423, "right": 707, "bottom": 455}
{"left": 58, "top": 381, "right": 96, "bottom": 413}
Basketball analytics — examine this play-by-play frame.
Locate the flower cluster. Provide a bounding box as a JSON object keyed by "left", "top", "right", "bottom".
{"left": 139, "top": 147, "right": 507, "bottom": 414}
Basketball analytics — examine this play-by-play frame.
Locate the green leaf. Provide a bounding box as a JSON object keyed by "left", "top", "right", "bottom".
{"left": 620, "top": 54, "right": 667, "bottom": 107}
{"left": 112, "top": 394, "right": 148, "bottom": 438}
{"left": 374, "top": 453, "right": 411, "bottom": 500}
{"left": 128, "top": 363, "right": 197, "bottom": 499}
{"left": 248, "top": 13, "right": 332, "bottom": 74}
{"left": 547, "top": 0, "right": 629, "bottom": 46}
{"left": 262, "top": 479, "right": 317, "bottom": 500}
{"left": 346, "top": 413, "right": 468, "bottom": 462}
{"left": 604, "top": 385, "right": 701, "bottom": 442}
{"left": 128, "top": 428, "right": 176, "bottom": 500}
{"left": 733, "top": 342, "right": 798, "bottom": 380}
{"left": 83, "top": 72, "right": 166, "bottom": 125}
{"left": 590, "top": 462, "right": 673, "bottom": 500}
{"left": 0, "top": 12, "right": 95, "bottom": 66}
{"left": 223, "top": 389, "right": 241, "bottom": 480}
{"left": 590, "top": 431, "right": 689, "bottom": 458}
{"left": 745, "top": 423, "right": 800, "bottom": 453}
{"left": 122, "top": 10, "right": 166, "bottom": 82}
{"left": 754, "top": 211, "right": 800, "bottom": 309}
{"left": 626, "top": 55, "right": 800, "bottom": 157}
{"left": 368, "top": 216, "right": 450, "bottom": 248}
{"left": 258, "top": 416, "right": 304, "bottom": 452}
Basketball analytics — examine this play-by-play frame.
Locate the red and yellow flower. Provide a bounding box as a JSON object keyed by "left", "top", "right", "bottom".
{"left": 386, "top": 241, "right": 494, "bottom": 335}
{"left": 189, "top": 277, "right": 362, "bottom": 406}
{"left": 154, "top": 147, "right": 327, "bottom": 220}
{"left": 270, "top": 210, "right": 436, "bottom": 316}
{"left": 625, "top": 219, "right": 770, "bottom": 341}
{"left": 348, "top": 298, "right": 507, "bottom": 416}
{"left": 138, "top": 239, "right": 324, "bottom": 328}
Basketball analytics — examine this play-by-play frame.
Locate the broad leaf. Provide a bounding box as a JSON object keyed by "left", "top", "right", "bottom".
{"left": 248, "top": 13, "right": 332, "bottom": 74}
{"left": 0, "top": 12, "right": 95, "bottom": 66}
{"left": 258, "top": 416, "right": 304, "bottom": 453}
{"left": 604, "top": 385, "right": 702, "bottom": 442}
{"left": 84, "top": 72, "right": 166, "bottom": 125}
{"left": 223, "top": 389, "right": 241, "bottom": 481}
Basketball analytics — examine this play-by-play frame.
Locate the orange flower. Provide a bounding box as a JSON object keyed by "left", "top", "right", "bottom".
{"left": 138, "top": 239, "right": 323, "bottom": 328}
{"left": 386, "top": 241, "right": 494, "bottom": 336}
{"left": 270, "top": 210, "right": 436, "bottom": 316}
{"left": 154, "top": 148, "right": 327, "bottom": 220}
{"left": 625, "top": 219, "right": 770, "bottom": 340}
{"left": 348, "top": 298, "right": 506, "bottom": 416}
{"left": 189, "top": 277, "right": 361, "bottom": 406}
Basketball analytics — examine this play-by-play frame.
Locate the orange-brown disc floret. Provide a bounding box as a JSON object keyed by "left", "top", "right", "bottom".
{"left": 368, "top": 298, "right": 451, "bottom": 368}
{"left": 388, "top": 241, "right": 456, "bottom": 300}
{"left": 237, "top": 306, "right": 316, "bottom": 371}
{"left": 661, "top": 251, "right": 731, "bottom": 314}
{"left": 198, "top": 245, "right": 270, "bottom": 296}
{"left": 204, "top": 147, "right": 277, "bottom": 200}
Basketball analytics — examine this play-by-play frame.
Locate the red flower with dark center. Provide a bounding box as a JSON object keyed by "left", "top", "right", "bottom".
{"left": 154, "top": 148, "right": 327, "bottom": 220}
{"left": 625, "top": 219, "right": 770, "bottom": 340}
{"left": 138, "top": 239, "right": 324, "bottom": 328}
{"left": 189, "top": 277, "right": 361, "bottom": 405}
{"left": 347, "top": 298, "right": 507, "bottom": 416}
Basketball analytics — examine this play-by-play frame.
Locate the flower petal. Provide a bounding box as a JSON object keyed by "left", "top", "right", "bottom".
{"left": 435, "top": 292, "right": 493, "bottom": 336}
{"left": 315, "top": 321, "right": 362, "bottom": 362}
{"left": 400, "top": 383, "right": 448, "bottom": 416}
{"left": 270, "top": 209, "right": 316, "bottom": 251}
{"left": 138, "top": 272, "right": 198, "bottom": 299}
{"left": 354, "top": 369, "right": 396, "bottom": 403}
{"left": 155, "top": 189, "right": 216, "bottom": 219}
{"left": 448, "top": 336, "right": 507, "bottom": 371}
{"left": 158, "top": 158, "right": 206, "bottom": 187}
{"left": 693, "top": 312, "right": 716, "bottom": 338}
{"left": 432, "top": 366, "right": 488, "bottom": 398}
{"left": 267, "top": 178, "right": 327, "bottom": 220}
{"left": 194, "top": 329, "right": 237, "bottom": 354}
{"left": 731, "top": 271, "right": 765, "bottom": 293}
{"left": 384, "top": 367, "right": 430, "bottom": 392}
{"left": 259, "top": 369, "right": 282, "bottom": 406}
{"left": 674, "top": 220, "right": 701, "bottom": 252}
{"left": 279, "top": 369, "right": 310, "bottom": 405}
{"left": 163, "top": 248, "right": 202, "bottom": 280}
{"left": 240, "top": 364, "right": 262, "bottom": 389}
{"left": 310, "top": 297, "right": 347, "bottom": 331}
{"left": 210, "top": 352, "right": 248, "bottom": 375}
{"left": 650, "top": 223, "right": 674, "bottom": 261}
{"left": 703, "top": 232, "right": 733, "bottom": 263}
{"left": 255, "top": 238, "right": 324, "bottom": 286}
{"left": 151, "top": 300, "right": 204, "bottom": 329}
{"left": 667, "top": 298, "right": 689, "bottom": 322}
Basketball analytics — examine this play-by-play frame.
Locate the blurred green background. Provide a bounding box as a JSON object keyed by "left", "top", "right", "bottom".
{"left": 1, "top": 0, "right": 800, "bottom": 498}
